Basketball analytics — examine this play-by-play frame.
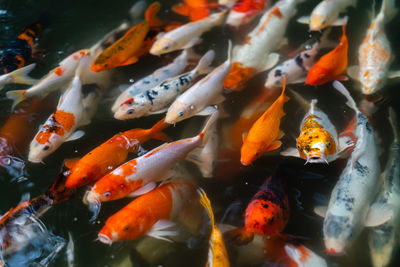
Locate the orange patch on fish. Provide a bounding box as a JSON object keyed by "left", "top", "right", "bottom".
{"left": 53, "top": 110, "right": 75, "bottom": 132}
{"left": 257, "top": 7, "right": 283, "bottom": 35}
{"left": 54, "top": 67, "right": 65, "bottom": 76}
{"left": 224, "top": 62, "right": 258, "bottom": 90}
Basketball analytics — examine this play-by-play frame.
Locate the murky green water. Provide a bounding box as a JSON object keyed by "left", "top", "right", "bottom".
{"left": 0, "top": 0, "right": 400, "bottom": 266}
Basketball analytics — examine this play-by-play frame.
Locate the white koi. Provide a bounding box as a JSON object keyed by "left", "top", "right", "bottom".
{"left": 6, "top": 49, "right": 90, "bottom": 109}
{"left": 114, "top": 50, "right": 215, "bottom": 120}
{"left": 314, "top": 81, "right": 392, "bottom": 255}
{"left": 347, "top": 0, "right": 399, "bottom": 95}
{"left": 165, "top": 42, "right": 231, "bottom": 124}
{"left": 111, "top": 49, "right": 196, "bottom": 112}
{"left": 368, "top": 107, "right": 400, "bottom": 267}
{"left": 0, "top": 64, "right": 38, "bottom": 90}
{"left": 297, "top": 0, "right": 357, "bottom": 31}
{"left": 284, "top": 244, "right": 328, "bottom": 267}
{"left": 150, "top": 10, "right": 227, "bottom": 55}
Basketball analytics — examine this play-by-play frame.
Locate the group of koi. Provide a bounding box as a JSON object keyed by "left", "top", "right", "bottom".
{"left": 0, "top": 0, "right": 399, "bottom": 266}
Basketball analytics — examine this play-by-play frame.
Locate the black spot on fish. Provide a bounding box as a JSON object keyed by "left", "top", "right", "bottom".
{"left": 150, "top": 90, "right": 158, "bottom": 96}
{"left": 145, "top": 91, "right": 155, "bottom": 104}
{"left": 142, "top": 80, "right": 150, "bottom": 85}
{"left": 295, "top": 55, "right": 306, "bottom": 70}
{"left": 304, "top": 53, "right": 310, "bottom": 58}
{"left": 325, "top": 216, "right": 349, "bottom": 238}
{"left": 274, "top": 69, "right": 282, "bottom": 77}
{"left": 354, "top": 161, "right": 369, "bottom": 176}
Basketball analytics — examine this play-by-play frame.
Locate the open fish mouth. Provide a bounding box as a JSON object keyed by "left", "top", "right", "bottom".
{"left": 97, "top": 234, "right": 112, "bottom": 245}
{"left": 305, "top": 153, "right": 328, "bottom": 164}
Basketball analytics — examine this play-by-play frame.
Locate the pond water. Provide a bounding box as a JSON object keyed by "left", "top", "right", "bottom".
{"left": 0, "top": 0, "right": 400, "bottom": 266}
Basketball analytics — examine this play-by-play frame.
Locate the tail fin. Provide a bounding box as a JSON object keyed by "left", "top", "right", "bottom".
{"left": 227, "top": 40, "right": 232, "bottom": 64}
{"left": 6, "top": 89, "right": 27, "bottom": 110}
{"left": 198, "top": 188, "right": 215, "bottom": 225}
{"left": 150, "top": 118, "right": 171, "bottom": 141}
{"left": 9, "top": 64, "right": 39, "bottom": 85}
{"left": 388, "top": 107, "right": 399, "bottom": 142}
{"left": 280, "top": 76, "right": 290, "bottom": 102}
{"left": 145, "top": 1, "right": 163, "bottom": 28}
{"left": 195, "top": 50, "right": 215, "bottom": 75}
{"left": 45, "top": 164, "right": 74, "bottom": 204}
{"left": 199, "top": 109, "right": 219, "bottom": 143}
{"left": 332, "top": 81, "right": 359, "bottom": 114}
{"left": 129, "top": 0, "right": 146, "bottom": 21}
{"left": 380, "top": 0, "right": 398, "bottom": 23}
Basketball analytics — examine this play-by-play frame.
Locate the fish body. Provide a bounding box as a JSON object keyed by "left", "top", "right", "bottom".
{"left": 98, "top": 182, "right": 198, "bottom": 244}
{"left": 368, "top": 108, "right": 400, "bottom": 267}
{"left": 165, "top": 44, "right": 231, "bottom": 124}
{"left": 65, "top": 118, "right": 169, "bottom": 188}
{"left": 305, "top": 24, "right": 348, "bottom": 86}
{"left": 349, "top": 0, "right": 399, "bottom": 95}
{"left": 226, "top": 0, "right": 268, "bottom": 27}
{"left": 297, "top": 0, "right": 356, "bottom": 31}
{"left": 112, "top": 49, "right": 194, "bottom": 112}
{"left": 172, "top": 0, "right": 218, "bottom": 21}
{"left": 224, "top": 0, "right": 301, "bottom": 90}
{"left": 321, "top": 81, "right": 389, "bottom": 255}
{"left": 240, "top": 80, "right": 288, "bottom": 166}
{"left": 0, "top": 64, "right": 39, "bottom": 90}
{"left": 85, "top": 112, "right": 218, "bottom": 204}
{"left": 284, "top": 244, "right": 328, "bottom": 267}
{"left": 150, "top": 10, "right": 227, "bottom": 55}
{"left": 224, "top": 175, "right": 289, "bottom": 245}
{"left": 6, "top": 49, "right": 90, "bottom": 109}
{"left": 114, "top": 50, "right": 215, "bottom": 120}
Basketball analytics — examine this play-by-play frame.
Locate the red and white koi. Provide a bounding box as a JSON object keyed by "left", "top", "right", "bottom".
{"left": 226, "top": 0, "right": 269, "bottom": 27}
{"left": 0, "top": 63, "right": 38, "bottom": 90}
{"left": 150, "top": 10, "right": 227, "bottom": 55}
{"left": 165, "top": 43, "right": 231, "bottom": 124}
{"left": 6, "top": 50, "right": 90, "bottom": 109}
{"left": 315, "top": 81, "right": 392, "bottom": 255}
{"left": 347, "top": 0, "right": 399, "bottom": 95}
{"left": 111, "top": 49, "right": 196, "bottom": 112}
{"left": 114, "top": 50, "right": 215, "bottom": 120}
{"left": 224, "top": 0, "right": 302, "bottom": 91}
{"left": 368, "top": 108, "right": 400, "bottom": 267}
{"left": 297, "top": 0, "right": 356, "bottom": 31}
{"left": 284, "top": 244, "right": 328, "bottom": 267}
{"left": 84, "top": 111, "right": 218, "bottom": 204}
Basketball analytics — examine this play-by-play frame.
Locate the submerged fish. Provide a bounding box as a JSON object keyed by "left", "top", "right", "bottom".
{"left": 172, "top": 0, "right": 219, "bottom": 21}
{"left": 226, "top": 0, "right": 268, "bottom": 27}
{"left": 0, "top": 64, "right": 38, "bottom": 91}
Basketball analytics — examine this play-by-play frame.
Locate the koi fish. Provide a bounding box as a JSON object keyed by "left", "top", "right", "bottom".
{"left": 28, "top": 54, "right": 91, "bottom": 163}
{"left": 6, "top": 49, "right": 90, "bottom": 109}
{"left": 305, "top": 23, "right": 348, "bottom": 86}
{"left": 65, "top": 118, "right": 170, "bottom": 188}
{"left": 347, "top": 0, "right": 400, "bottom": 95}
{"left": 368, "top": 108, "right": 400, "bottom": 267}
{"left": 284, "top": 244, "right": 328, "bottom": 267}
{"left": 0, "top": 15, "right": 48, "bottom": 74}
{"left": 98, "top": 181, "right": 198, "bottom": 244}
{"left": 150, "top": 10, "right": 227, "bottom": 55}
{"left": 314, "top": 81, "right": 392, "bottom": 255}
{"left": 198, "top": 188, "right": 230, "bottom": 267}
{"left": 224, "top": 0, "right": 302, "bottom": 91}
{"left": 226, "top": 0, "right": 268, "bottom": 27}
{"left": 172, "top": 0, "right": 219, "bottom": 21}
{"left": 165, "top": 42, "right": 231, "bottom": 124}
{"left": 224, "top": 175, "right": 289, "bottom": 245}
{"left": 90, "top": 2, "right": 162, "bottom": 72}
{"left": 240, "top": 77, "right": 289, "bottom": 166}
{"left": 84, "top": 111, "right": 218, "bottom": 205}
{"left": 114, "top": 50, "right": 215, "bottom": 120}
{"left": 0, "top": 64, "right": 38, "bottom": 90}
{"left": 111, "top": 49, "right": 197, "bottom": 112}
{"left": 281, "top": 97, "right": 353, "bottom": 164}
{"left": 297, "top": 0, "right": 356, "bottom": 31}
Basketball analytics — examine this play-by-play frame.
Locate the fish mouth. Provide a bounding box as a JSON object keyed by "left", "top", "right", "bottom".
{"left": 305, "top": 153, "right": 328, "bottom": 164}
{"left": 98, "top": 234, "right": 113, "bottom": 245}
{"left": 28, "top": 155, "right": 43, "bottom": 164}
{"left": 324, "top": 239, "right": 346, "bottom": 255}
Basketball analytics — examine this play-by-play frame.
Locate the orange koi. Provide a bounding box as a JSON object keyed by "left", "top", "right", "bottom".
{"left": 240, "top": 78, "right": 289, "bottom": 165}
{"left": 98, "top": 182, "right": 198, "bottom": 244}
{"left": 90, "top": 2, "right": 162, "bottom": 72}
{"left": 65, "top": 118, "right": 169, "bottom": 188}
{"left": 227, "top": 0, "right": 268, "bottom": 27}
{"left": 223, "top": 62, "right": 258, "bottom": 91}
{"left": 224, "top": 175, "right": 289, "bottom": 245}
{"left": 305, "top": 23, "right": 348, "bottom": 86}
{"left": 172, "top": 0, "right": 219, "bottom": 21}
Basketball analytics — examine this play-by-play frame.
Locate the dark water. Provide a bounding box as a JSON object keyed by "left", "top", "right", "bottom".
{"left": 0, "top": 0, "right": 400, "bottom": 266}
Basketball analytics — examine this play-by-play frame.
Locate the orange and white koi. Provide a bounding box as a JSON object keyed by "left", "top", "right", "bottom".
{"left": 165, "top": 42, "right": 231, "bottom": 124}
{"left": 84, "top": 111, "right": 218, "bottom": 204}
{"left": 347, "top": 0, "right": 399, "bottom": 95}
{"left": 198, "top": 188, "right": 230, "bottom": 267}
{"left": 90, "top": 2, "right": 163, "bottom": 72}
{"left": 28, "top": 54, "right": 91, "bottom": 163}
{"left": 224, "top": 175, "right": 289, "bottom": 245}
{"left": 6, "top": 49, "right": 90, "bottom": 109}
{"left": 224, "top": 0, "right": 302, "bottom": 91}
{"left": 281, "top": 98, "right": 353, "bottom": 164}
{"left": 240, "top": 78, "right": 289, "bottom": 166}
{"left": 172, "top": 0, "right": 219, "bottom": 21}
{"left": 305, "top": 23, "right": 348, "bottom": 86}
{"left": 0, "top": 64, "right": 38, "bottom": 90}
{"left": 226, "top": 0, "right": 268, "bottom": 27}
{"left": 98, "top": 181, "right": 198, "bottom": 244}
{"left": 284, "top": 244, "right": 328, "bottom": 267}
{"left": 150, "top": 10, "right": 227, "bottom": 55}
{"left": 65, "top": 118, "right": 170, "bottom": 188}
{"left": 297, "top": 0, "right": 356, "bottom": 31}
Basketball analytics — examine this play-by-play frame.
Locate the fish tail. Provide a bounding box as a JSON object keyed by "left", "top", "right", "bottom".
{"left": 280, "top": 76, "right": 290, "bottom": 102}
{"left": 150, "top": 118, "right": 171, "bottom": 141}
{"left": 197, "top": 188, "right": 215, "bottom": 225}
{"left": 388, "top": 107, "right": 399, "bottom": 142}
{"left": 145, "top": 1, "right": 163, "bottom": 28}
{"left": 380, "top": 0, "right": 398, "bottom": 23}
{"left": 45, "top": 164, "right": 74, "bottom": 205}
{"left": 9, "top": 63, "right": 39, "bottom": 85}
{"left": 332, "top": 81, "right": 359, "bottom": 114}
{"left": 199, "top": 109, "right": 219, "bottom": 143}
{"left": 6, "top": 89, "right": 27, "bottom": 109}
{"left": 195, "top": 50, "right": 215, "bottom": 75}
{"left": 129, "top": 0, "right": 146, "bottom": 21}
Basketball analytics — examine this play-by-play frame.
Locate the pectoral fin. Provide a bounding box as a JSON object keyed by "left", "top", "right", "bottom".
{"left": 297, "top": 16, "right": 310, "bottom": 25}
{"left": 146, "top": 219, "right": 178, "bottom": 242}
{"left": 364, "top": 203, "right": 394, "bottom": 227}
{"left": 265, "top": 140, "right": 282, "bottom": 152}
{"left": 196, "top": 106, "right": 217, "bottom": 116}
{"left": 314, "top": 205, "right": 327, "bottom": 218}
{"left": 149, "top": 108, "right": 168, "bottom": 114}
{"left": 182, "top": 37, "right": 203, "bottom": 49}
{"left": 280, "top": 147, "right": 301, "bottom": 158}
{"left": 331, "top": 17, "right": 349, "bottom": 26}
{"left": 127, "top": 182, "right": 157, "bottom": 197}
{"left": 262, "top": 53, "right": 280, "bottom": 71}
{"left": 347, "top": 65, "right": 359, "bottom": 80}
{"left": 388, "top": 70, "right": 400, "bottom": 79}
{"left": 65, "top": 130, "right": 85, "bottom": 142}
{"left": 120, "top": 57, "right": 139, "bottom": 66}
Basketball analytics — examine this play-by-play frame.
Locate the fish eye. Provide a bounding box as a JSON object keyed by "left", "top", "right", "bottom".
{"left": 104, "top": 63, "right": 108, "bottom": 67}
{"left": 178, "top": 111, "right": 184, "bottom": 117}
{"left": 327, "top": 142, "right": 331, "bottom": 147}
{"left": 127, "top": 109, "right": 134, "bottom": 114}
{"left": 43, "top": 145, "right": 50, "bottom": 151}
{"left": 322, "top": 20, "right": 326, "bottom": 25}
{"left": 190, "top": 105, "right": 194, "bottom": 110}
{"left": 103, "top": 192, "right": 111, "bottom": 197}
{"left": 274, "top": 80, "right": 280, "bottom": 85}
{"left": 163, "top": 45, "right": 169, "bottom": 50}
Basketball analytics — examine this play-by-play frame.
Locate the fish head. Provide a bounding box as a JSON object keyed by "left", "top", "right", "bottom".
{"left": 224, "top": 62, "right": 258, "bottom": 91}
{"left": 323, "top": 215, "right": 355, "bottom": 255}
{"left": 360, "top": 69, "right": 384, "bottom": 95}
{"left": 150, "top": 37, "right": 177, "bottom": 55}
{"left": 114, "top": 100, "right": 146, "bottom": 120}
{"left": 305, "top": 66, "right": 328, "bottom": 86}
{"left": 309, "top": 14, "right": 326, "bottom": 31}
{"left": 28, "top": 132, "right": 64, "bottom": 163}
{"left": 240, "top": 141, "right": 262, "bottom": 166}
{"left": 65, "top": 162, "right": 101, "bottom": 188}
{"left": 165, "top": 101, "right": 194, "bottom": 124}
{"left": 265, "top": 70, "right": 284, "bottom": 89}
{"left": 297, "top": 128, "right": 335, "bottom": 164}
{"left": 98, "top": 227, "right": 119, "bottom": 245}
